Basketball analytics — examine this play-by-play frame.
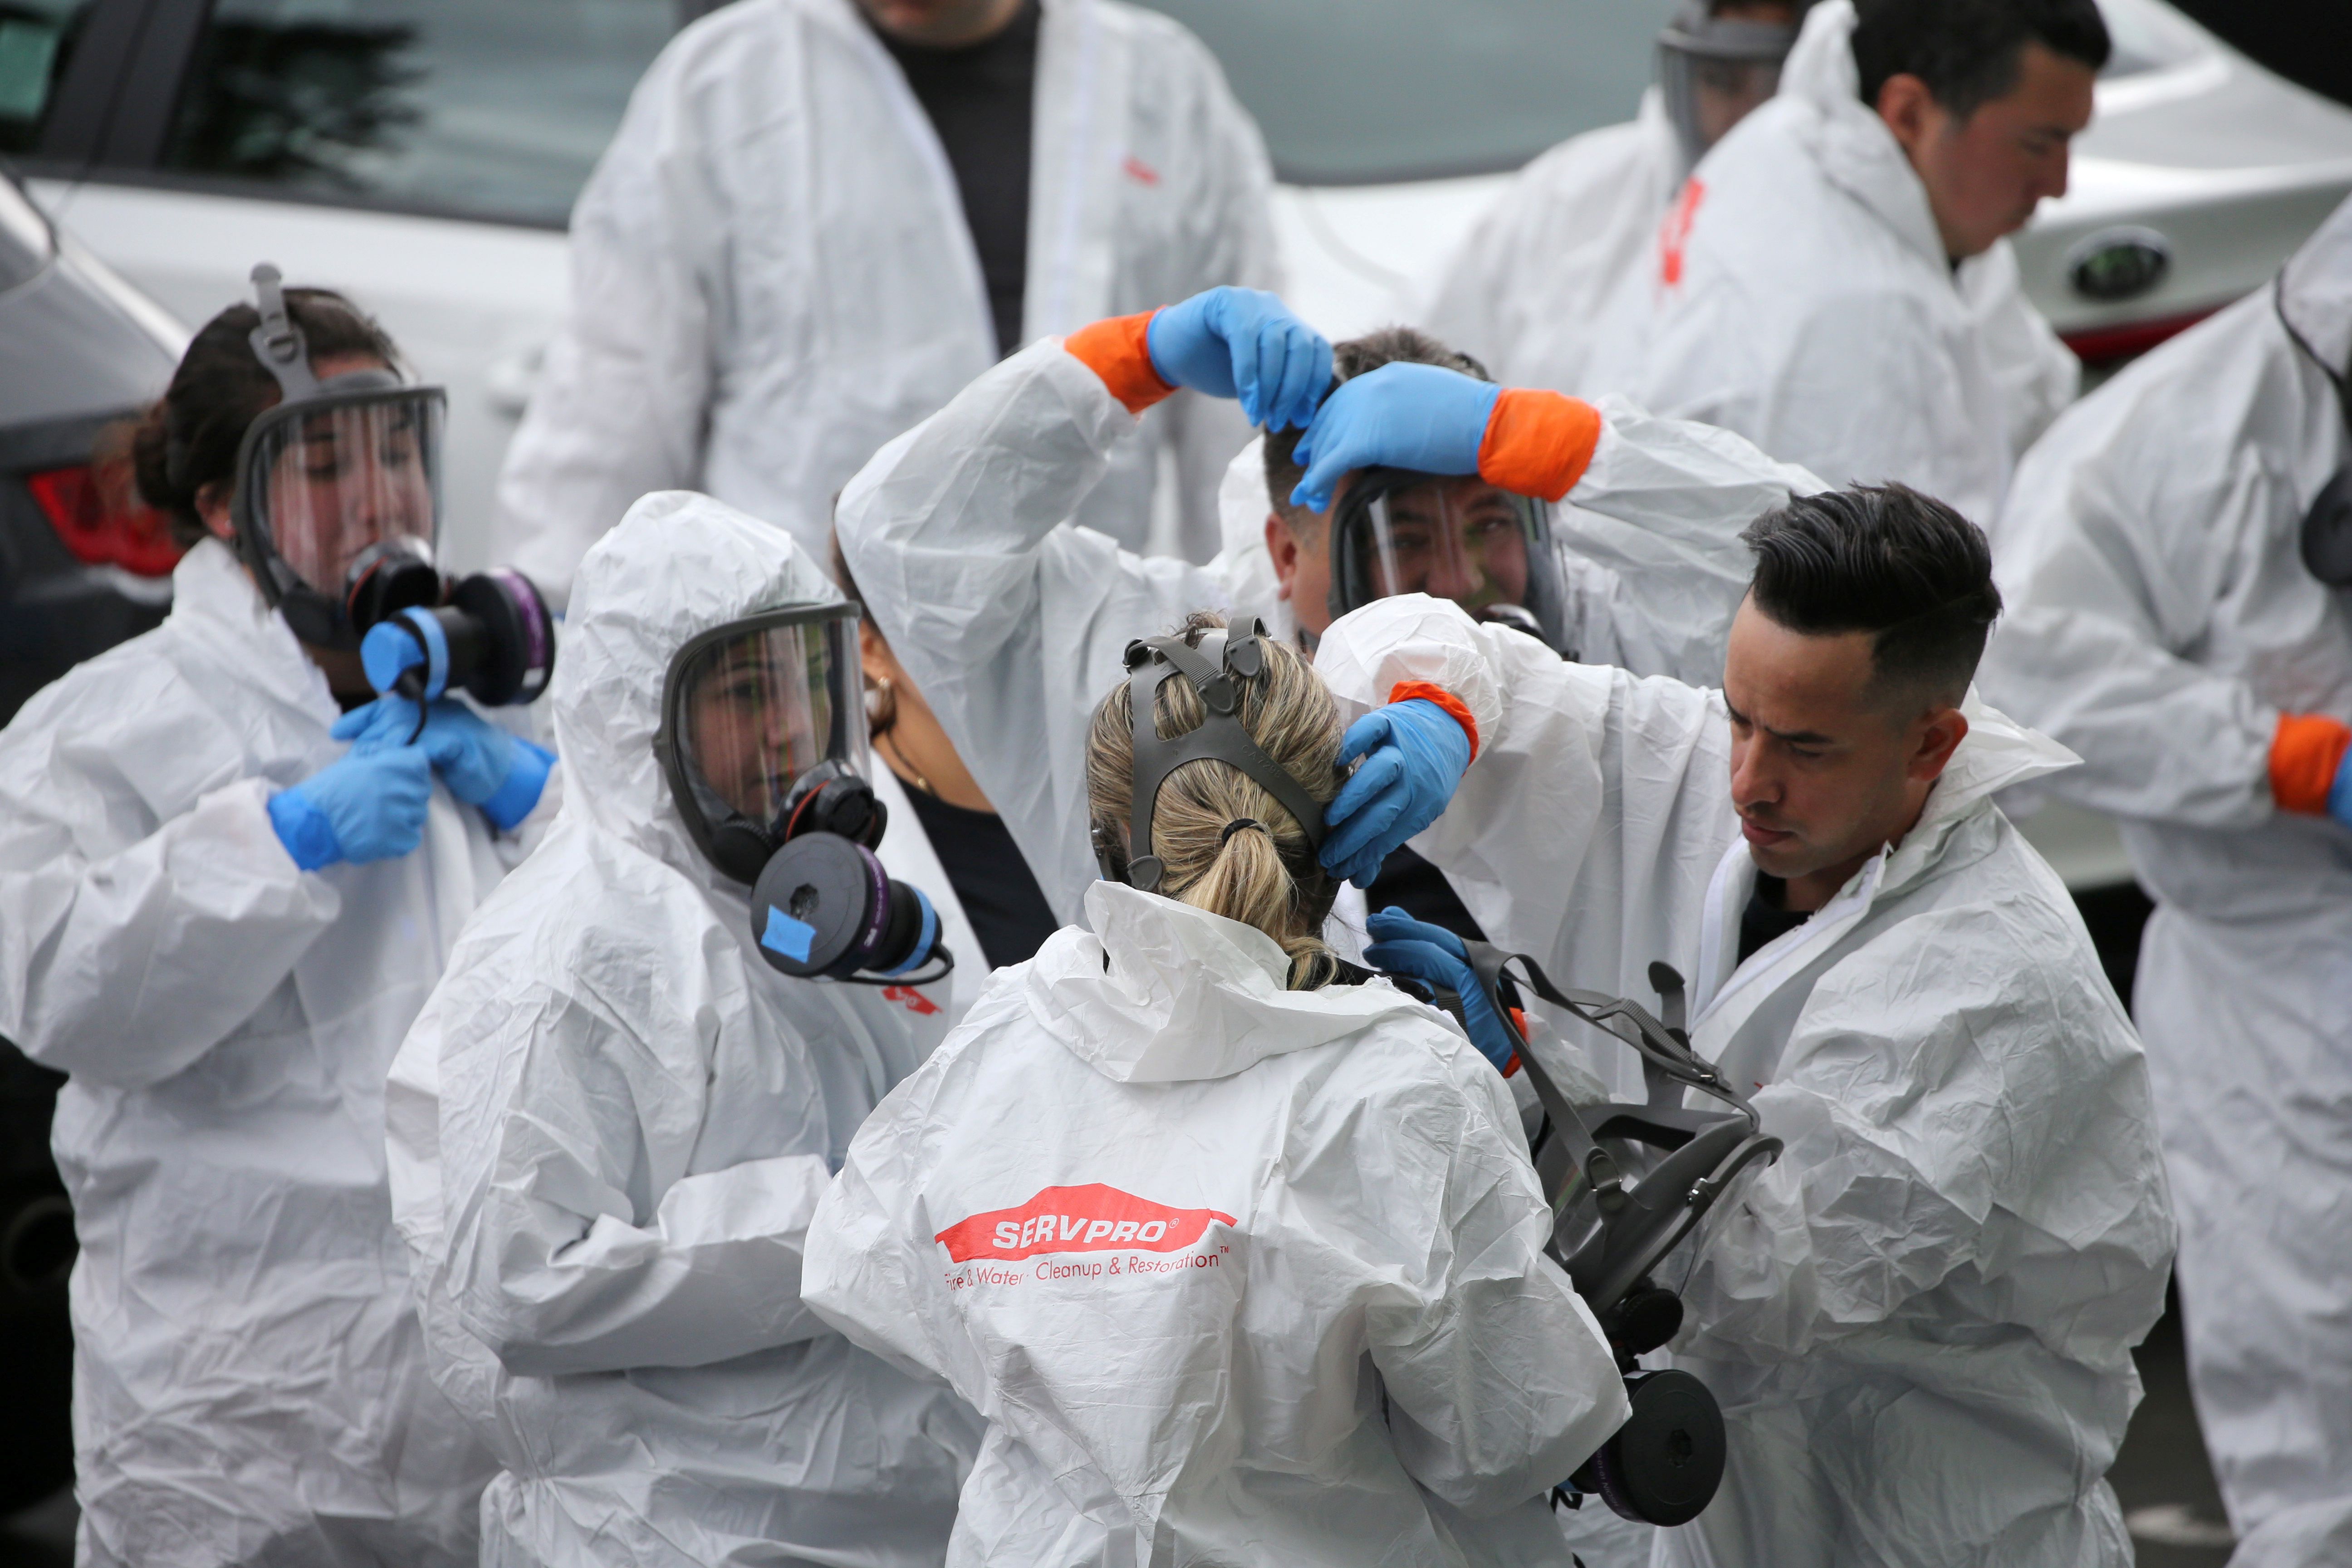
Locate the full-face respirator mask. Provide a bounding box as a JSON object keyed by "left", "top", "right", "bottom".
{"left": 2274, "top": 265, "right": 2352, "bottom": 588}
{"left": 1090, "top": 620, "right": 1329, "bottom": 892}
{"left": 1657, "top": 0, "right": 1807, "bottom": 176}
{"left": 1410, "top": 945, "right": 1783, "bottom": 1529}
{"left": 1325, "top": 468, "right": 1573, "bottom": 656}
{"left": 222, "top": 263, "right": 557, "bottom": 711}
{"left": 655, "top": 601, "right": 951, "bottom": 985}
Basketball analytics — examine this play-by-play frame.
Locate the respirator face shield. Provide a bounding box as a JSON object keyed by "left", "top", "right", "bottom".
{"left": 1327, "top": 470, "right": 1570, "bottom": 652}
{"left": 2273, "top": 264, "right": 2352, "bottom": 587}
{"left": 655, "top": 603, "right": 949, "bottom": 986}
{"left": 1657, "top": 2, "right": 1801, "bottom": 173}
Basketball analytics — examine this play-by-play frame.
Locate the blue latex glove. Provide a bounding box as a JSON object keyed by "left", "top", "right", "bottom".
{"left": 1146, "top": 286, "right": 1332, "bottom": 431}
{"left": 1364, "top": 906, "right": 1519, "bottom": 1073}
{"left": 1288, "top": 361, "right": 1502, "bottom": 513}
{"left": 1318, "top": 698, "right": 1472, "bottom": 888}
{"left": 360, "top": 616, "right": 431, "bottom": 699}
{"left": 267, "top": 746, "right": 433, "bottom": 870}
{"left": 333, "top": 698, "right": 553, "bottom": 830}
{"left": 2332, "top": 748, "right": 2352, "bottom": 830}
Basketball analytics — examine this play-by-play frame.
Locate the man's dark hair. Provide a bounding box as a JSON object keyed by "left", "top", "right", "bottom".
{"left": 1852, "top": 0, "right": 2110, "bottom": 120}
{"left": 1742, "top": 483, "right": 2001, "bottom": 710}
{"left": 1262, "top": 327, "right": 1487, "bottom": 528}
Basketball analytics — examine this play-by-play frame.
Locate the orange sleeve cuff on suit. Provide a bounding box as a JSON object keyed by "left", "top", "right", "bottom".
{"left": 1476, "top": 388, "right": 1603, "bottom": 503}
{"left": 1387, "top": 681, "right": 1479, "bottom": 762}
{"left": 2269, "top": 712, "right": 2352, "bottom": 814}
{"left": 1063, "top": 310, "right": 1177, "bottom": 416}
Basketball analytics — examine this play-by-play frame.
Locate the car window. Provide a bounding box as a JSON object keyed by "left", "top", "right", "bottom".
{"left": 156, "top": 0, "right": 674, "bottom": 228}
{"left": 0, "top": 0, "right": 92, "bottom": 155}
{"left": 1131, "top": 0, "right": 1682, "bottom": 186}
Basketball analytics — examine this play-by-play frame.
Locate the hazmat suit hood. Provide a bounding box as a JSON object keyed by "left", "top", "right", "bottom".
{"left": 2278, "top": 195, "right": 2352, "bottom": 372}
{"left": 1771, "top": 0, "right": 1946, "bottom": 269}
{"left": 552, "top": 489, "right": 839, "bottom": 890}
{"left": 1027, "top": 879, "right": 1431, "bottom": 1083}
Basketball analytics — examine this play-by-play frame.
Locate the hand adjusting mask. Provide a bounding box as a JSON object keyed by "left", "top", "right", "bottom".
{"left": 1093, "top": 619, "right": 1328, "bottom": 892}
{"left": 1407, "top": 948, "right": 1783, "bottom": 1529}
{"left": 1326, "top": 469, "right": 1573, "bottom": 655}
{"left": 655, "top": 601, "right": 950, "bottom": 985}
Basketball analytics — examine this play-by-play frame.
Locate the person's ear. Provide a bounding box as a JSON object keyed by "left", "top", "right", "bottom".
{"left": 1908, "top": 704, "right": 1970, "bottom": 783}
{"left": 194, "top": 481, "right": 235, "bottom": 543}
{"left": 1264, "top": 510, "right": 1300, "bottom": 601}
{"left": 857, "top": 618, "right": 900, "bottom": 686}
{"left": 1874, "top": 72, "right": 1941, "bottom": 160}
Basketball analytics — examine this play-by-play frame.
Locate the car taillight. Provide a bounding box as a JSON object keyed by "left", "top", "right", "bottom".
{"left": 2061, "top": 307, "right": 2222, "bottom": 371}
{"left": 26, "top": 464, "right": 185, "bottom": 578}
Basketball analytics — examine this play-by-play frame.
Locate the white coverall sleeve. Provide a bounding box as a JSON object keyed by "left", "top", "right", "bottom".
{"left": 1315, "top": 594, "right": 1733, "bottom": 985}
{"left": 1981, "top": 397, "right": 2283, "bottom": 830}
{"left": 1336, "top": 1057, "right": 1628, "bottom": 1513}
{"left": 0, "top": 744, "right": 338, "bottom": 1089}
{"left": 444, "top": 972, "right": 838, "bottom": 1377}
{"left": 1680, "top": 899, "right": 2162, "bottom": 1367}
{"left": 835, "top": 340, "right": 1230, "bottom": 923}
{"left": 1559, "top": 397, "right": 1823, "bottom": 682}
{"left": 487, "top": 44, "right": 718, "bottom": 603}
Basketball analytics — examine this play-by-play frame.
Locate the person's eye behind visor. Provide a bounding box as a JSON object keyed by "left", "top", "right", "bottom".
{"left": 669, "top": 608, "right": 868, "bottom": 836}
{"left": 1328, "top": 470, "right": 1570, "bottom": 653}
{"left": 237, "top": 387, "right": 445, "bottom": 595}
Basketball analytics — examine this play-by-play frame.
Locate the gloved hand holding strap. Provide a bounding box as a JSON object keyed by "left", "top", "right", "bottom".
{"left": 1063, "top": 311, "right": 1176, "bottom": 416}
{"left": 2269, "top": 711, "right": 2352, "bottom": 819}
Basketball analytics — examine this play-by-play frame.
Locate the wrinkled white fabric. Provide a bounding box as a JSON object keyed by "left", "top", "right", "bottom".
{"left": 0, "top": 538, "right": 558, "bottom": 1567}
{"left": 1582, "top": 0, "right": 2076, "bottom": 530}
{"left": 1978, "top": 197, "right": 2352, "bottom": 1566}
{"left": 491, "top": 0, "right": 1273, "bottom": 602}
{"left": 805, "top": 879, "right": 1630, "bottom": 1565}
{"left": 386, "top": 492, "right": 980, "bottom": 1568}
{"left": 1316, "top": 595, "right": 2175, "bottom": 1568}
{"left": 834, "top": 335, "right": 1818, "bottom": 927}
{"left": 1421, "top": 90, "right": 1683, "bottom": 399}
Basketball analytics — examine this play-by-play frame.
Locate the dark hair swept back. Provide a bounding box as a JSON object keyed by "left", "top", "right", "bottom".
{"left": 1261, "top": 326, "right": 1489, "bottom": 524}
{"left": 1852, "top": 0, "right": 2110, "bottom": 121}
{"left": 1741, "top": 483, "right": 2001, "bottom": 708}
{"left": 130, "top": 289, "right": 403, "bottom": 548}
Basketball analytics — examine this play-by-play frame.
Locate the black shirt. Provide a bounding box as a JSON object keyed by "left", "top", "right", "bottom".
{"left": 1737, "top": 872, "right": 1811, "bottom": 965}
{"left": 1365, "top": 845, "right": 1488, "bottom": 944}
{"left": 900, "top": 777, "right": 1061, "bottom": 970}
{"left": 873, "top": 1, "right": 1039, "bottom": 358}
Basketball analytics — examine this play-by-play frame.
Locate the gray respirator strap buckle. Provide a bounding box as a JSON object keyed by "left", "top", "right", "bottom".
{"left": 246, "top": 263, "right": 323, "bottom": 403}
{"left": 1120, "top": 620, "right": 1326, "bottom": 895}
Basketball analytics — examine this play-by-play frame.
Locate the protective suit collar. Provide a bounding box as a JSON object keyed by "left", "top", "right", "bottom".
{"left": 169, "top": 535, "right": 342, "bottom": 722}
{"left": 2278, "top": 196, "right": 2352, "bottom": 373}
{"left": 552, "top": 490, "right": 840, "bottom": 889}
{"left": 1025, "top": 879, "right": 1426, "bottom": 1083}
{"left": 1770, "top": 0, "right": 1946, "bottom": 271}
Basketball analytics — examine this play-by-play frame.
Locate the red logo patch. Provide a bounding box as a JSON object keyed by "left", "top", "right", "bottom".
{"left": 1659, "top": 177, "right": 1705, "bottom": 287}
{"left": 1121, "top": 153, "right": 1161, "bottom": 186}
{"left": 936, "top": 1183, "right": 1234, "bottom": 1263}
{"left": 882, "top": 985, "right": 940, "bottom": 1016}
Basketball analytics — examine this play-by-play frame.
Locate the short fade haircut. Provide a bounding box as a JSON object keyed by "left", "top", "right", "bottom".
{"left": 1262, "top": 327, "right": 1488, "bottom": 529}
{"left": 1742, "top": 483, "right": 2001, "bottom": 711}
{"left": 1853, "top": 0, "right": 2110, "bottom": 121}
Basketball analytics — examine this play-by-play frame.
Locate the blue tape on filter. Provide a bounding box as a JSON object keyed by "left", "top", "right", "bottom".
{"left": 878, "top": 886, "right": 940, "bottom": 978}
{"left": 761, "top": 905, "right": 816, "bottom": 962}
{"left": 402, "top": 606, "right": 451, "bottom": 699}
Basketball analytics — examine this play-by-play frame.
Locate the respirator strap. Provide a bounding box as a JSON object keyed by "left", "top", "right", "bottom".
{"left": 247, "top": 263, "right": 323, "bottom": 403}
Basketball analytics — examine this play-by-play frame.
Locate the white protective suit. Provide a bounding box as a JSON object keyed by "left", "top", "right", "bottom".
{"left": 1315, "top": 595, "right": 2175, "bottom": 1568}
{"left": 0, "top": 539, "right": 557, "bottom": 1566}
{"left": 834, "top": 334, "right": 1820, "bottom": 927}
{"left": 491, "top": 0, "right": 1274, "bottom": 599}
{"left": 1421, "top": 89, "right": 1683, "bottom": 397}
{"left": 805, "top": 877, "right": 1630, "bottom": 1565}
{"left": 1976, "top": 200, "right": 2352, "bottom": 1566}
{"left": 1582, "top": 0, "right": 2078, "bottom": 529}
{"left": 385, "top": 491, "right": 981, "bottom": 1568}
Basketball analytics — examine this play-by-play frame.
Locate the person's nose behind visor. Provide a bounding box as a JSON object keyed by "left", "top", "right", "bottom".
{"left": 1328, "top": 471, "right": 1570, "bottom": 652}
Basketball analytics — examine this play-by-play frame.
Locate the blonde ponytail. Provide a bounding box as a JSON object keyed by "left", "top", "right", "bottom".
{"left": 1085, "top": 612, "right": 1345, "bottom": 988}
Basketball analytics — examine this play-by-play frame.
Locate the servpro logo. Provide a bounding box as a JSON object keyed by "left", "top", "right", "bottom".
{"left": 935, "top": 1183, "right": 1235, "bottom": 1264}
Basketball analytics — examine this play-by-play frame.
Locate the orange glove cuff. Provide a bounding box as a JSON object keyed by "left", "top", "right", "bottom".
{"left": 2269, "top": 712, "right": 2352, "bottom": 815}
{"left": 1475, "top": 388, "right": 1603, "bottom": 504}
{"left": 1387, "top": 681, "right": 1479, "bottom": 763}
{"left": 1063, "top": 310, "right": 1176, "bottom": 416}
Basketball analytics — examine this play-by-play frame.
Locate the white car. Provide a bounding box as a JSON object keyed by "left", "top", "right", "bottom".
{"left": 15, "top": 0, "right": 2347, "bottom": 573}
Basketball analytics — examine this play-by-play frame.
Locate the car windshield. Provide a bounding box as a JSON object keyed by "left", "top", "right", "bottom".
{"left": 1132, "top": 0, "right": 2203, "bottom": 187}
